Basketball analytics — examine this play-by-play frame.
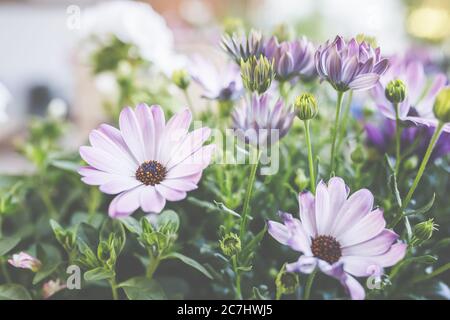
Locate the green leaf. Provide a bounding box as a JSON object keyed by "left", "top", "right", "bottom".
{"left": 155, "top": 210, "right": 180, "bottom": 234}
{"left": 33, "top": 243, "right": 62, "bottom": 285}
{"left": 100, "top": 219, "right": 126, "bottom": 255}
{"left": 404, "top": 193, "right": 435, "bottom": 216}
{"left": 163, "top": 252, "right": 213, "bottom": 279}
{"left": 84, "top": 267, "right": 115, "bottom": 282}
{"left": 0, "top": 236, "right": 20, "bottom": 256}
{"left": 119, "top": 216, "right": 142, "bottom": 235}
{"left": 0, "top": 284, "right": 32, "bottom": 300}
{"left": 240, "top": 225, "right": 267, "bottom": 265}
{"left": 50, "top": 160, "right": 80, "bottom": 172}
{"left": 213, "top": 201, "right": 242, "bottom": 218}
{"left": 118, "top": 276, "right": 166, "bottom": 300}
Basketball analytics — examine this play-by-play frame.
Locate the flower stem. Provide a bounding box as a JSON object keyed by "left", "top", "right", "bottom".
{"left": 232, "top": 255, "right": 242, "bottom": 300}
{"left": 146, "top": 254, "right": 161, "bottom": 279}
{"left": 109, "top": 277, "right": 119, "bottom": 300}
{"left": 411, "top": 262, "right": 450, "bottom": 284}
{"left": 394, "top": 103, "right": 402, "bottom": 175}
{"left": 303, "top": 269, "right": 317, "bottom": 300}
{"left": 183, "top": 89, "right": 195, "bottom": 117}
{"left": 239, "top": 149, "right": 261, "bottom": 241}
{"left": 391, "top": 122, "right": 444, "bottom": 228}
{"left": 403, "top": 122, "right": 444, "bottom": 208}
{"left": 337, "top": 90, "right": 353, "bottom": 151}
{"left": 304, "top": 120, "right": 316, "bottom": 194}
{"left": 330, "top": 91, "right": 344, "bottom": 174}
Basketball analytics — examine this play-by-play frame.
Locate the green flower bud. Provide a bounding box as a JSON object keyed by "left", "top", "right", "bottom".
{"left": 356, "top": 34, "right": 378, "bottom": 48}
{"left": 294, "top": 93, "right": 318, "bottom": 120}
{"left": 219, "top": 233, "right": 241, "bottom": 257}
{"left": 240, "top": 55, "right": 274, "bottom": 94}
{"left": 272, "top": 23, "right": 294, "bottom": 42}
{"left": 222, "top": 17, "right": 244, "bottom": 36}
{"left": 385, "top": 79, "right": 407, "bottom": 104}
{"left": 275, "top": 265, "right": 299, "bottom": 296}
{"left": 433, "top": 87, "right": 450, "bottom": 123}
{"left": 404, "top": 155, "right": 418, "bottom": 170}
{"left": 412, "top": 219, "right": 438, "bottom": 246}
{"left": 172, "top": 69, "right": 191, "bottom": 90}
{"left": 351, "top": 145, "right": 366, "bottom": 163}
{"left": 295, "top": 168, "right": 309, "bottom": 191}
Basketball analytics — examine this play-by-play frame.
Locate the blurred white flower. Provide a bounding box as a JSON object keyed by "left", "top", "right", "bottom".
{"left": 48, "top": 98, "right": 68, "bottom": 119}
{"left": 0, "top": 82, "right": 11, "bottom": 123}
{"left": 80, "top": 0, "right": 186, "bottom": 75}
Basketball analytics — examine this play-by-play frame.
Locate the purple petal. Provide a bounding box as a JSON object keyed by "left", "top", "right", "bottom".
{"left": 119, "top": 107, "right": 146, "bottom": 163}
{"left": 286, "top": 255, "right": 317, "bottom": 274}
{"left": 268, "top": 221, "right": 290, "bottom": 245}
{"left": 331, "top": 188, "right": 374, "bottom": 237}
{"left": 79, "top": 146, "right": 133, "bottom": 176}
{"left": 348, "top": 73, "right": 379, "bottom": 91}
{"left": 341, "top": 274, "right": 365, "bottom": 300}
{"left": 298, "top": 191, "right": 317, "bottom": 238}
{"left": 155, "top": 184, "right": 187, "bottom": 202}
{"left": 109, "top": 186, "right": 144, "bottom": 218}
{"left": 99, "top": 177, "right": 142, "bottom": 195}
{"left": 337, "top": 208, "right": 386, "bottom": 247}
{"left": 135, "top": 103, "right": 156, "bottom": 160}
{"left": 373, "top": 58, "right": 389, "bottom": 75}
{"left": 341, "top": 229, "right": 399, "bottom": 256}
{"left": 315, "top": 181, "right": 332, "bottom": 235}
{"left": 139, "top": 186, "right": 166, "bottom": 213}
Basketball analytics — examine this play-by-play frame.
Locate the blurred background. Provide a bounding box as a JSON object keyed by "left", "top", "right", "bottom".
{"left": 0, "top": 0, "right": 449, "bottom": 174}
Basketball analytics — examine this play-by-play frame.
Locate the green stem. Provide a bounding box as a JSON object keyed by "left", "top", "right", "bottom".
{"left": 337, "top": 90, "right": 353, "bottom": 151}
{"left": 232, "top": 255, "right": 242, "bottom": 300}
{"left": 0, "top": 215, "right": 3, "bottom": 238}
{"left": 146, "top": 255, "right": 161, "bottom": 279}
{"left": 183, "top": 89, "right": 195, "bottom": 117}
{"left": 303, "top": 120, "right": 316, "bottom": 194}
{"left": 109, "top": 277, "right": 119, "bottom": 300}
{"left": 411, "top": 262, "right": 450, "bottom": 284}
{"left": 330, "top": 91, "right": 344, "bottom": 174}
{"left": 394, "top": 103, "right": 401, "bottom": 175}
{"left": 391, "top": 122, "right": 444, "bottom": 228}
{"left": 39, "top": 187, "right": 58, "bottom": 219}
{"left": 303, "top": 269, "right": 317, "bottom": 300}
{"left": 239, "top": 150, "right": 261, "bottom": 241}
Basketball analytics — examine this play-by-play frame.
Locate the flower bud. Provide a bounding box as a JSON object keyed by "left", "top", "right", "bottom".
{"left": 356, "top": 34, "right": 378, "bottom": 48}
{"left": 222, "top": 17, "right": 244, "bottom": 36}
{"left": 219, "top": 233, "right": 241, "bottom": 257}
{"left": 404, "top": 155, "right": 418, "bottom": 170}
{"left": 8, "top": 252, "right": 42, "bottom": 272}
{"left": 295, "top": 168, "right": 309, "bottom": 191}
{"left": 294, "top": 93, "right": 318, "bottom": 120}
{"left": 272, "top": 23, "right": 294, "bottom": 42}
{"left": 351, "top": 145, "right": 366, "bottom": 163}
{"left": 240, "top": 55, "right": 274, "bottom": 94}
{"left": 42, "top": 279, "right": 66, "bottom": 299}
{"left": 385, "top": 79, "right": 407, "bottom": 104}
{"left": 172, "top": 69, "right": 191, "bottom": 90}
{"left": 275, "top": 265, "right": 299, "bottom": 296}
{"left": 433, "top": 87, "right": 450, "bottom": 123}
{"left": 412, "top": 219, "right": 438, "bottom": 246}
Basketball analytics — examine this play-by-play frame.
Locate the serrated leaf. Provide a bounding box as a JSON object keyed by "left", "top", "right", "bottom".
{"left": 0, "top": 236, "right": 20, "bottom": 256}
{"left": 164, "top": 252, "right": 212, "bottom": 279}
{"left": 118, "top": 276, "right": 166, "bottom": 300}
{"left": 0, "top": 284, "right": 32, "bottom": 300}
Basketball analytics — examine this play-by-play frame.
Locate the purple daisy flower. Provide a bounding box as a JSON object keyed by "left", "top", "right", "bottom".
{"left": 365, "top": 117, "right": 450, "bottom": 161}
{"left": 79, "top": 104, "right": 215, "bottom": 218}
{"left": 268, "top": 177, "right": 406, "bottom": 300}
{"left": 189, "top": 56, "right": 243, "bottom": 101}
{"left": 231, "top": 93, "right": 295, "bottom": 146}
{"left": 315, "top": 36, "right": 389, "bottom": 92}
{"left": 372, "top": 58, "right": 450, "bottom": 132}
{"left": 264, "top": 36, "right": 316, "bottom": 81}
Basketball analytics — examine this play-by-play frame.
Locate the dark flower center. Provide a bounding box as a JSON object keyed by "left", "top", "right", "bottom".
{"left": 135, "top": 160, "right": 166, "bottom": 186}
{"left": 311, "top": 235, "right": 342, "bottom": 264}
